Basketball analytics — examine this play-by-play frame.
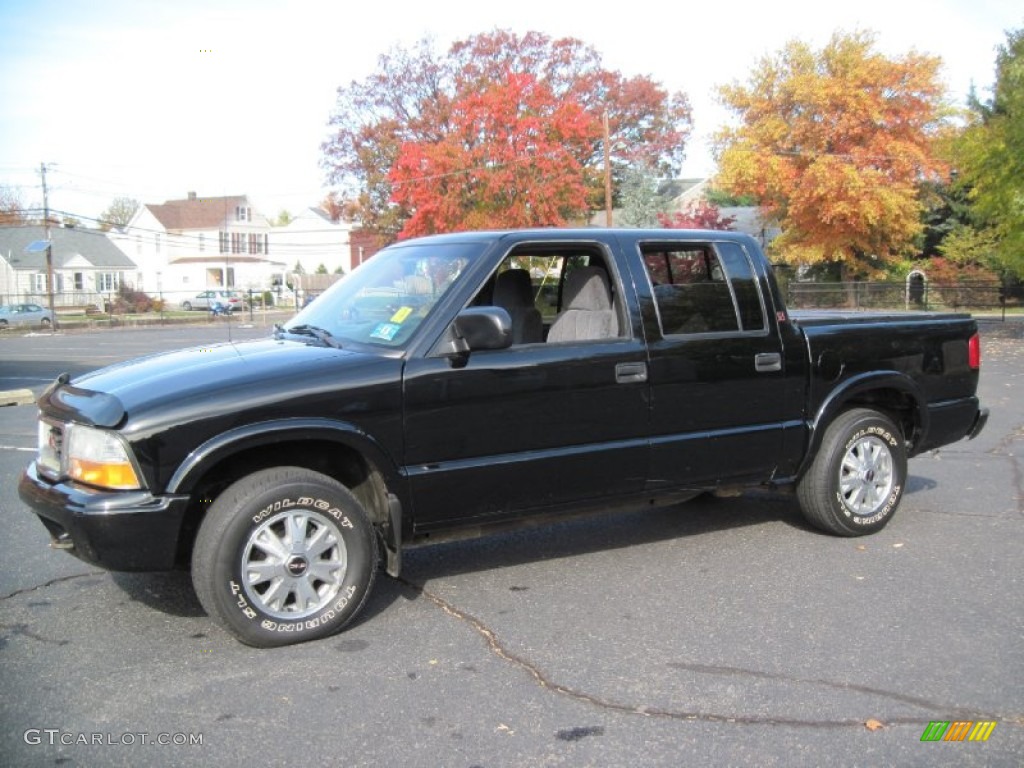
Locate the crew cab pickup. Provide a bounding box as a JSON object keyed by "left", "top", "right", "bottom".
{"left": 20, "top": 229, "right": 988, "bottom": 647}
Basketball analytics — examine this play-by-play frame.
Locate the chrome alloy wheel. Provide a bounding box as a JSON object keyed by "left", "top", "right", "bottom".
{"left": 241, "top": 509, "right": 348, "bottom": 620}
{"left": 838, "top": 434, "right": 895, "bottom": 517}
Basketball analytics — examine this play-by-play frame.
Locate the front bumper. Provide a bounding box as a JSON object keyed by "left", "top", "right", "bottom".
{"left": 18, "top": 462, "right": 191, "bottom": 571}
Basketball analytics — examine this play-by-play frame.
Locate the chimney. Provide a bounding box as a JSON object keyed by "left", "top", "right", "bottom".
{"left": 187, "top": 191, "right": 197, "bottom": 201}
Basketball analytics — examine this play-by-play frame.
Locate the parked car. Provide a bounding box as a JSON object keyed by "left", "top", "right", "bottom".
{"left": 180, "top": 290, "right": 246, "bottom": 311}
{"left": 20, "top": 229, "right": 987, "bottom": 647}
{"left": 0, "top": 303, "right": 55, "bottom": 329}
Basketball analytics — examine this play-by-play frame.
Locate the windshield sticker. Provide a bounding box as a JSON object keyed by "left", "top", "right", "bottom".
{"left": 370, "top": 323, "right": 401, "bottom": 341}
{"left": 390, "top": 306, "right": 413, "bottom": 324}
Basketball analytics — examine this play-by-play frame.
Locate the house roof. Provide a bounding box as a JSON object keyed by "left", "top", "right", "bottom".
{"left": 0, "top": 225, "right": 136, "bottom": 270}
{"left": 658, "top": 178, "right": 707, "bottom": 203}
{"left": 146, "top": 195, "right": 249, "bottom": 231}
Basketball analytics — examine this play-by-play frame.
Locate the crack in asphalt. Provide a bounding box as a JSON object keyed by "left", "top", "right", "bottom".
{"left": 399, "top": 577, "right": 1010, "bottom": 730}
{"left": 0, "top": 571, "right": 105, "bottom": 602}
{"left": 0, "top": 622, "right": 70, "bottom": 646}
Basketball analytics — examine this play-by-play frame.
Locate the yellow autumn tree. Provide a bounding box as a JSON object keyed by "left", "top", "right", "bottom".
{"left": 714, "top": 31, "right": 950, "bottom": 276}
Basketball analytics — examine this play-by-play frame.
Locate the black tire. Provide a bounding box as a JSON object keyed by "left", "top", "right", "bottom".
{"left": 182, "top": 301, "right": 193, "bottom": 311}
{"left": 797, "top": 408, "right": 907, "bottom": 536}
{"left": 191, "top": 467, "right": 377, "bottom": 647}
{"left": 41, "top": 317, "right": 51, "bottom": 327}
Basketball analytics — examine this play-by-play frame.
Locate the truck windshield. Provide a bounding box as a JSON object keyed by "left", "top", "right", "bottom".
{"left": 282, "top": 242, "right": 481, "bottom": 348}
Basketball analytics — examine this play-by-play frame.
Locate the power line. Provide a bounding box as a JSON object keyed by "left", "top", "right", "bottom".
{"left": 5, "top": 208, "right": 357, "bottom": 251}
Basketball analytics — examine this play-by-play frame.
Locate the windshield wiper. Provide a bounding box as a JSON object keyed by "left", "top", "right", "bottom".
{"left": 274, "top": 323, "right": 342, "bottom": 348}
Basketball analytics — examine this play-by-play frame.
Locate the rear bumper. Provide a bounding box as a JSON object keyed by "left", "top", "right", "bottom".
{"left": 18, "top": 463, "right": 190, "bottom": 571}
{"left": 967, "top": 407, "right": 989, "bottom": 440}
{"left": 914, "top": 397, "right": 988, "bottom": 455}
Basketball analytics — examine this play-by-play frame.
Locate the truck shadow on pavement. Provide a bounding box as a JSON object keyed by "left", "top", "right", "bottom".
{"left": 110, "top": 571, "right": 205, "bottom": 618}
{"left": 104, "top": 480, "right": 942, "bottom": 633}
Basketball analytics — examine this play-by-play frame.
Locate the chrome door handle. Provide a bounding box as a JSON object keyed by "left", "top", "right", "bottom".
{"left": 755, "top": 353, "right": 782, "bottom": 373}
{"left": 615, "top": 362, "right": 648, "bottom": 383}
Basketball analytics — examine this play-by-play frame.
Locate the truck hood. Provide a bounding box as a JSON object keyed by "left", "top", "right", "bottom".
{"left": 40, "top": 338, "right": 393, "bottom": 429}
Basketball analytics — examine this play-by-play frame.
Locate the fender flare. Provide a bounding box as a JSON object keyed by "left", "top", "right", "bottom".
{"left": 797, "top": 371, "right": 928, "bottom": 479}
{"left": 166, "top": 418, "right": 407, "bottom": 572}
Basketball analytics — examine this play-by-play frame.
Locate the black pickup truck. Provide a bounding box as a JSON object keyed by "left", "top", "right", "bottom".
{"left": 20, "top": 229, "right": 987, "bottom": 646}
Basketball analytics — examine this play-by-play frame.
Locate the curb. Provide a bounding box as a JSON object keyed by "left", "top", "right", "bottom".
{"left": 0, "top": 389, "right": 36, "bottom": 407}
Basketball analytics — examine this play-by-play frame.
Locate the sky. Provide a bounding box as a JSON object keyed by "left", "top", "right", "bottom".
{"left": 0, "top": 0, "right": 1020, "bottom": 224}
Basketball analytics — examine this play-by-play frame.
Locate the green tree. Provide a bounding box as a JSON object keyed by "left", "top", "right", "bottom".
{"left": 937, "top": 223, "right": 1000, "bottom": 270}
{"left": 617, "top": 164, "right": 664, "bottom": 227}
{"left": 952, "top": 28, "right": 1024, "bottom": 277}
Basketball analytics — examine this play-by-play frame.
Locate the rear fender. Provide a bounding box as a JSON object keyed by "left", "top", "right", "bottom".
{"left": 797, "top": 372, "right": 927, "bottom": 479}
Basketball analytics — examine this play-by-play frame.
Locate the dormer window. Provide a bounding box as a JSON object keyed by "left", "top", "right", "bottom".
{"left": 236, "top": 206, "right": 251, "bottom": 222}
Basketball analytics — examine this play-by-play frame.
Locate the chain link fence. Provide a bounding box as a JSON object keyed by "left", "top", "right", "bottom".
{"left": 783, "top": 277, "right": 1021, "bottom": 318}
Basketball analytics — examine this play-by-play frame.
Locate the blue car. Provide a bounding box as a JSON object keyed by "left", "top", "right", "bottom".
{"left": 0, "top": 303, "right": 55, "bottom": 329}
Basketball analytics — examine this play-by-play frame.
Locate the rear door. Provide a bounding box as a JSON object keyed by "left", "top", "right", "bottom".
{"left": 627, "top": 236, "right": 793, "bottom": 489}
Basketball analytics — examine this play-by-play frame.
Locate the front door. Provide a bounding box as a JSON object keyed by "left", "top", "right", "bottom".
{"left": 402, "top": 241, "right": 650, "bottom": 532}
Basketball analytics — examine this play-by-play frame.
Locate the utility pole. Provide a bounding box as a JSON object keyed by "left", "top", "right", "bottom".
{"left": 603, "top": 109, "right": 613, "bottom": 228}
{"left": 40, "top": 162, "right": 56, "bottom": 332}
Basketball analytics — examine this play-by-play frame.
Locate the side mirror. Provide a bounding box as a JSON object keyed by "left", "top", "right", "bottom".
{"left": 453, "top": 307, "right": 512, "bottom": 351}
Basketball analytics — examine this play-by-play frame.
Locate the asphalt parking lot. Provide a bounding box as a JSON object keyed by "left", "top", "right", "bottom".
{"left": 0, "top": 322, "right": 1021, "bottom": 767}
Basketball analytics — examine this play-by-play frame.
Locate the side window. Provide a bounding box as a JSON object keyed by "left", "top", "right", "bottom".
{"left": 716, "top": 242, "right": 766, "bottom": 332}
{"left": 469, "top": 253, "right": 546, "bottom": 345}
{"left": 642, "top": 245, "right": 738, "bottom": 335}
{"left": 468, "top": 246, "right": 625, "bottom": 344}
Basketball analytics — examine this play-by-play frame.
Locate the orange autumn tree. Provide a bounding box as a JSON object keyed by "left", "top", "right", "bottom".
{"left": 389, "top": 72, "right": 596, "bottom": 237}
{"left": 714, "top": 31, "right": 949, "bottom": 276}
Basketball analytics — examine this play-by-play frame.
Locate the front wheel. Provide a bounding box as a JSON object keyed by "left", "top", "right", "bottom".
{"left": 797, "top": 408, "right": 907, "bottom": 536}
{"left": 192, "top": 467, "right": 378, "bottom": 647}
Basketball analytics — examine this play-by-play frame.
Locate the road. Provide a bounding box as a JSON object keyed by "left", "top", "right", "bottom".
{"left": 0, "top": 323, "right": 1021, "bottom": 767}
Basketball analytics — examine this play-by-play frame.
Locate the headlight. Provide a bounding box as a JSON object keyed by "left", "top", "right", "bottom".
{"left": 65, "top": 424, "right": 143, "bottom": 490}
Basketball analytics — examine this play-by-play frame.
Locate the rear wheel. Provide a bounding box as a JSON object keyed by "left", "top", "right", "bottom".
{"left": 192, "top": 467, "right": 377, "bottom": 647}
{"left": 797, "top": 408, "right": 907, "bottom": 536}
{"left": 182, "top": 301, "right": 193, "bottom": 311}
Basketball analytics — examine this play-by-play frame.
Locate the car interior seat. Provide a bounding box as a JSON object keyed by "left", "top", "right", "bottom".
{"left": 546, "top": 266, "right": 619, "bottom": 342}
{"left": 492, "top": 268, "right": 543, "bottom": 344}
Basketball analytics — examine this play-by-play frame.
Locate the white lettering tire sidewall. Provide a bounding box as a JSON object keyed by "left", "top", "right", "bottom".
{"left": 192, "top": 467, "right": 377, "bottom": 647}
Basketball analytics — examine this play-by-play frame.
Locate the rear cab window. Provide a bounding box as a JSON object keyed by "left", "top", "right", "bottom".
{"left": 637, "top": 240, "right": 767, "bottom": 337}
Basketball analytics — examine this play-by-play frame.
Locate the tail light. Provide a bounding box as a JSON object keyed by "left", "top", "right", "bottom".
{"left": 968, "top": 333, "right": 981, "bottom": 370}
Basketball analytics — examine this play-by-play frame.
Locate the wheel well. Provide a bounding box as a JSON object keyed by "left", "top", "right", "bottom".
{"left": 174, "top": 440, "right": 391, "bottom": 566}
{"left": 841, "top": 388, "right": 919, "bottom": 446}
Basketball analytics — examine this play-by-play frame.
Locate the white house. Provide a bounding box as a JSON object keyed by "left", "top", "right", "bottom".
{"left": 117, "top": 193, "right": 287, "bottom": 306}
{"left": 0, "top": 225, "right": 137, "bottom": 309}
{"left": 271, "top": 206, "right": 353, "bottom": 275}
